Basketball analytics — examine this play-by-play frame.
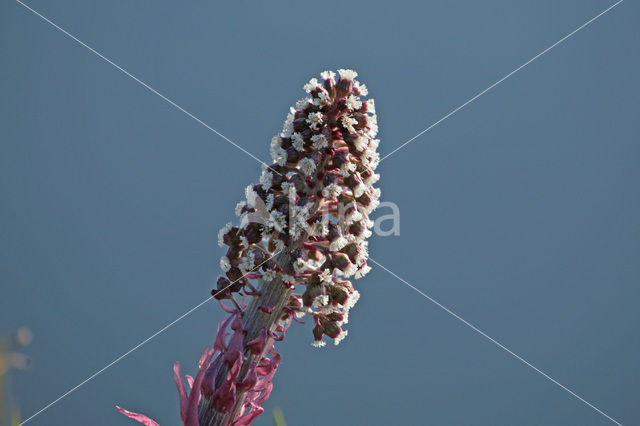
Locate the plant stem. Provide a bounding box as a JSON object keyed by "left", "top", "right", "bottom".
{"left": 198, "top": 252, "right": 292, "bottom": 426}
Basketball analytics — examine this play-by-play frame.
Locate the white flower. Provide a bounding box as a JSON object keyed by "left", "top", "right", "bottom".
{"left": 354, "top": 264, "right": 371, "bottom": 279}
{"left": 372, "top": 187, "right": 382, "bottom": 201}
{"left": 235, "top": 201, "right": 246, "bottom": 216}
{"left": 303, "top": 78, "right": 319, "bottom": 93}
{"left": 311, "top": 134, "right": 328, "bottom": 150}
{"left": 337, "top": 69, "right": 358, "bottom": 80}
{"left": 239, "top": 213, "right": 250, "bottom": 229}
{"left": 354, "top": 81, "right": 368, "bottom": 96}
{"left": 239, "top": 252, "right": 255, "bottom": 274}
{"left": 270, "top": 135, "right": 281, "bottom": 156}
{"left": 312, "top": 294, "right": 329, "bottom": 309}
{"left": 292, "top": 132, "right": 305, "bottom": 151}
{"left": 266, "top": 193, "right": 274, "bottom": 210}
{"left": 245, "top": 185, "right": 258, "bottom": 207}
{"left": 293, "top": 205, "right": 310, "bottom": 222}
{"left": 298, "top": 158, "right": 316, "bottom": 176}
{"left": 353, "top": 182, "right": 367, "bottom": 198}
{"left": 282, "top": 274, "right": 296, "bottom": 284}
{"left": 369, "top": 138, "right": 380, "bottom": 151}
{"left": 341, "top": 116, "right": 357, "bottom": 133}
{"left": 338, "top": 290, "right": 360, "bottom": 325}
{"left": 312, "top": 340, "right": 326, "bottom": 348}
{"left": 355, "top": 245, "right": 369, "bottom": 266}
{"left": 263, "top": 269, "right": 277, "bottom": 282}
{"left": 260, "top": 169, "right": 273, "bottom": 190}
{"left": 366, "top": 98, "right": 376, "bottom": 114}
{"left": 347, "top": 290, "right": 360, "bottom": 309}
{"left": 268, "top": 210, "right": 287, "bottom": 231}
{"left": 293, "top": 258, "right": 307, "bottom": 274}
{"left": 272, "top": 146, "right": 287, "bottom": 166}
{"left": 319, "top": 268, "right": 333, "bottom": 284}
{"left": 220, "top": 256, "right": 231, "bottom": 272}
{"left": 311, "top": 219, "right": 329, "bottom": 237}
{"left": 364, "top": 173, "right": 380, "bottom": 186}
{"left": 361, "top": 197, "right": 379, "bottom": 216}
{"left": 281, "top": 108, "right": 295, "bottom": 137}
{"left": 353, "top": 135, "right": 368, "bottom": 152}
{"left": 362, "top": 149, "right": 380, "bottom": 170}
{"left": 281, "top": 181, "right": 296, "bottom": 196}
{"left": 366, "top": 114, "right": 378, "bottom": 138}
{"left": 320, "top": 70, "right": 336, "bottom": 80}
{"left": 345, "top": 208, "right": 363, "bottom": 225}
{"left": 322, "top": 183, "right": 342, "bottom": 198}
{"left": 345, "top": 95, "right": 362, "bottom": 111}
{"left": 218, "top": 223, "right": 232, "bottom": 247}
{"left": 339, "top": 162, "right": 357, "bottom": 177}
{"left": 342, "top": 263, "right": 358, "bottom": 278}
{"left": 334, "top": 329, "right": 348, "bottom": 345}
{"left": 270, "top": 136, "right": 287, "bottom": 165}
{"left": 312, "top": 91, "right": 331, "bottom": 107}
{"left": 306, "top": 112, "right": 324, "bottom": 130}
{"left": 329, "top": 236, "right": 348, "bottom": 251}
{"left": 296, "top": 97, "right": 311, "bottom": 109}
{"left": 289, "top": 220, "right": 307, "bottom": 240}
{"left": 271, "top": 135, "right": 281, "bottom": 150}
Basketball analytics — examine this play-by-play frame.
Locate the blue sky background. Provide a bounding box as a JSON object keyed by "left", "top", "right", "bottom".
{"left": 1, "top": 1, "right": 639, "bottom": 425}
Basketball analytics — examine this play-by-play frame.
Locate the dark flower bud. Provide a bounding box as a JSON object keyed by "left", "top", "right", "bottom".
{"left": 348, "top": 221, "right": 364, "bottom": 237}
{"left": 302, "top": 283, "right": 323, "bottom": 307}
{"left": 356, "top": 191, "right": 372, "bottom": 206}
{"left": 285, "top": 146, "right": 301, "bottom": 164}
{"left": 293, "top": 117, "right": 307, "bottom": 132}
{"left": 332, "top": 151, "right": 349, "bottom": 168}
{"left": 289, "top": 174, "right": 305, "bottom": 192}
{"left": 342, "top": 242, "right": 358, "bottom": 260}
{"left": 252, "top": 250, "right": 267, "bottom": 268}
{"left": 323, "top": 76, "right": 335, "bottom": 94}
{"left": 252, "top": 184, "right": 266, "bottom": 199}
{"left": 326, "top": 225, "right": 341, "bottom": 243}
{"left": 332, "top": 252, "right": 351, "bottom": 270}
{"left": 322, "top": 320, "right": 341, "bottom": 339}
{"left": 244, "top": 223, "right": 262, "bottom": 244}
{"left": 323, "top": 172, "right": 339, "bottom": 187}
{"left": 221, "top": 226, "right": 240, "bottom": 247}
{"left": 313, "top": 324, "right": 324, "bottom": 341}
{"left": 226, "top": 245, "right": 242, "bottom": 261}
{"left": 326, "top": 312, "right": 344, "bottom": 322}
{"left": 212, "top": 276, "right": 231, "bottom": 300}
{"left": 330, "top": 285, "right": 349, "bottom": 305}
{"left": 336, "top": 77, "right": 353, "bottom": 97}
{"left": 290, "top": 248, "right": 304, "bottom": 262}
{"left": 225, "top": 266, "right": 243, "bottom": 282}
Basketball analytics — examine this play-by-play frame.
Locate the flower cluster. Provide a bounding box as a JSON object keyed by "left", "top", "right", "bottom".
{"left": 216, "top": 69, "right": 381, "bottom": 347}
{"left": 118, "top": 69, "right": 380, "bottom": 426}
